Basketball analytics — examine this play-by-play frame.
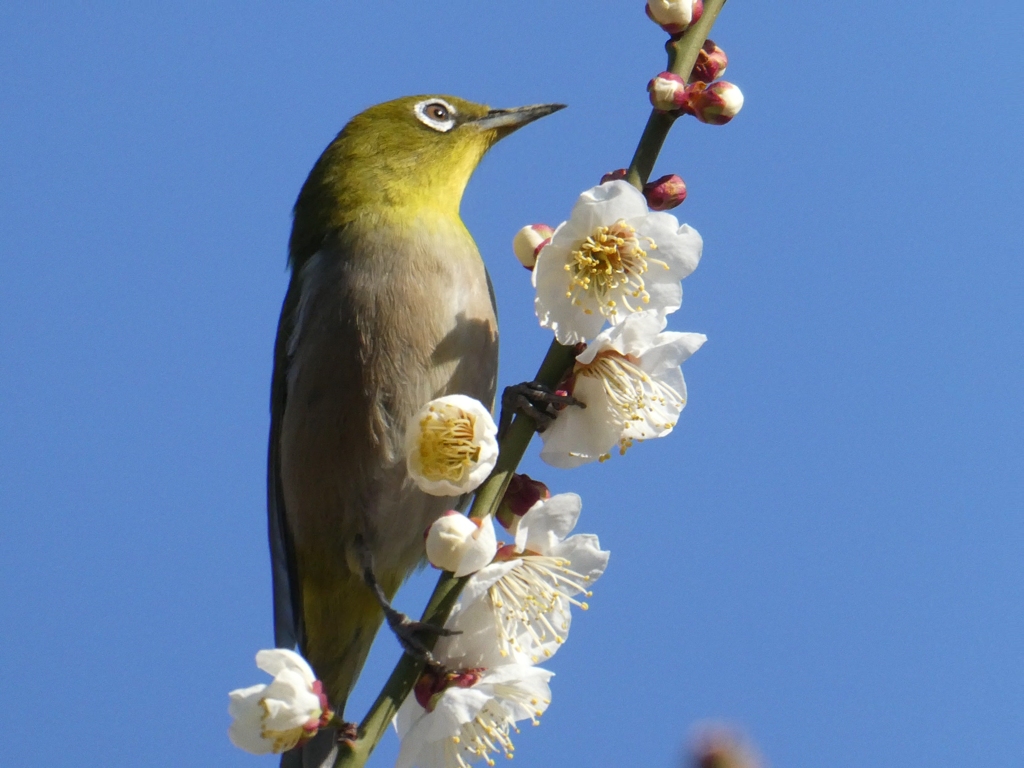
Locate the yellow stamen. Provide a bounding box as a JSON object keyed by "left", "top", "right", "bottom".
{"left": 417, "top": 405, "right": 480, "bottom": 483}
{"left": 565, "top": 220, "right": 662, "bottom": 319}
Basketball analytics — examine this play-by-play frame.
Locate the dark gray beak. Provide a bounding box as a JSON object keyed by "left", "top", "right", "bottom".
{"left": 471, "top": 103, "right": 566, "bottom": 136}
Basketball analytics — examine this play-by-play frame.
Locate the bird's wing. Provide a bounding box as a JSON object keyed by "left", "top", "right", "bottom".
{"left": 268, "top": 277, "right": 304, "bottom": 650}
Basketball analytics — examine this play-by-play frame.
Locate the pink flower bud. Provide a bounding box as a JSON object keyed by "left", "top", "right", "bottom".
{"left": 691, "top": 39, "right": 728, "bottom": 83}
{"left": 512, "top": 223, "right": 554, "bottom": 269}
{"left": 601, "top": 168, "right": 628, "bottom": 184}
{"left": 643, "top": 174, "right": 687, "bottom": 210}
{"left": 646, "top": 0, "right": 703, "bottom": 35}
{"left": 513, "top": 474, "right": 552, "bottom": 515}
{"left": 682, "top": 80, "right": 744, "bottom": 125}
{"left": 647, "top": 71, "right": 688, "bottom": 112}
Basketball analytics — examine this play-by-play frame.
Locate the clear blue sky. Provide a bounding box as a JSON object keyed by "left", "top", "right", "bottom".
{"left": 2, "top": 2, "right": 1022, "bottom": 766}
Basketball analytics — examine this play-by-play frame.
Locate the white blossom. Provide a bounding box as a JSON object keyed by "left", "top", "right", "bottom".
{"left": 406, "top": 395, "right": 499, "bottom": 496}
{"left": 437, "top": 493, "right": 609, "bottom": 667}
{"left": 426, "top": 512, "right": 498, "bottom": 577}
{"left": 395, "top": 664, "right": 553, "bottom": 768}
{"left": 228, "top": 649, "right": 331, "bottom": 754}
{"left": 539, "top": 310, "right": 705, "bottom": 468}
{"left": 533, "top": 180, "right": 702, "bottom": 344}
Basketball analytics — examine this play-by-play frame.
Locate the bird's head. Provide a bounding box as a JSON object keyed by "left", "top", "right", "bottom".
{"left": 290, "top": 95, "right": 565, "bottom": 266}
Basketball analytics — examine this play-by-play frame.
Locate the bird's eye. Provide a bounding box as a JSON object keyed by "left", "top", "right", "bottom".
{"left": 426, "top": 103, "right": 449, "bottom": 121}
{"left": 414, "top": 99, "right": 457, "bottom": 132}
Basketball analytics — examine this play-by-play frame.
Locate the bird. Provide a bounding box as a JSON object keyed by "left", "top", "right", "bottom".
{"left": 267, "top": 94, "right": 563, "bottom": 767}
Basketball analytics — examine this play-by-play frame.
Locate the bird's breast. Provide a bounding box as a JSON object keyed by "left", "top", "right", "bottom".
{"left": 280, "top": 212, "right": 498, "bottom": 574}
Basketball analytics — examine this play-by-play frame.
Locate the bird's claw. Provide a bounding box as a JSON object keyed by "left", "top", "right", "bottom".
{"left": 356, "top": 535, "right": 460, "bottom": 664}
{"left": 384, "top": 608, "right": 460, "bottom": 664}
{"left": 336, "top": 722, "right": 359, "bottom": 747}
{"left": 499, "top": 380, "right": 584, "bottom": 435}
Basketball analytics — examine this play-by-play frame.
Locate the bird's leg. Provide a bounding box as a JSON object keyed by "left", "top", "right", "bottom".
{"left": 499, "top": 380, "right": 585, "bottom": 436}
{"left": 355, "top": 536, "right": 456, "bottom": 665}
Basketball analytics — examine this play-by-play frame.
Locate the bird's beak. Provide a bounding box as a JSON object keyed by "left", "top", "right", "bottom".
{"left": 470, "top": 103, "right": 566, "bottom": 139}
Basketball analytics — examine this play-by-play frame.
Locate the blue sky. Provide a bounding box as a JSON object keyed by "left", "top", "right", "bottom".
{"left": 2, "top": 1, "right": 1022, "bottom": 766}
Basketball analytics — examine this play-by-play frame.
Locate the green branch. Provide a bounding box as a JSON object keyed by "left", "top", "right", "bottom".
{"left": 626, "top": 0, "right": 727, "bottom": 189}
{"left": 334, "top": 4, "right": 727, "bottom": 764}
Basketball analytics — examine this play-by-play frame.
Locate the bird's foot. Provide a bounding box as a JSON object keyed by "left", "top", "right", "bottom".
{"left": 499, "top": 380, "right": 584, "bottom": 436}
{"left": 383, "top": 606, "right": 458, "bottom": 665}
{"left": 355, "top": 535, "right": 459, "bottom": 665}
{"left": 335, "top": 721, "right": 359, "bottom": 748}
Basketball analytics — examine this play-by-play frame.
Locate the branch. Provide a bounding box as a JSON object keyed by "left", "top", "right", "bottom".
{"left": 334, "top": 4, "right": 727, "bottom": 764}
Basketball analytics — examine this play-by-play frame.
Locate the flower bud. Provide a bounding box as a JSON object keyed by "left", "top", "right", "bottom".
{"left": 691, "top": 39, "right": 728, "bottom": 83}
{"left": 693, "top": 728, "right": 762, "bottom": 768}
{"left": 496, "top": 473, "right": 551, "bottom": 531}
{"left": 425, "top": 511, "right": 498, "bottom": 577}
{"left": 683, "top": 80, "right": 744, "bottom": 125}
{"left": 512, "top": 224, "right": 554, "bottom": 269}
{"left": 600, "top": 168, "right": 628, "bottom": 184}
{"left": 645, "top": 0, "right": 703, "bottom": 35}
{"left": 414, "top": 667, "right": 485, "bottom": 711}
{"left": 647, "top": 71, "right": 688, "bottom": 112}
{"left": 643, "top": 174, "right": 687, "bottom": 210}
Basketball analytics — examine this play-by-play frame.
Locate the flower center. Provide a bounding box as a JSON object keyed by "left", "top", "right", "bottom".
{"left": 259, "top": 700, "right": 325, "bottom": 753}
{"left": 417, "top": 405, "right": 481, "bottom": 483}
{"left": 576, "top": 351, "right": 685, "bottom": 456}
{"left": 488, "top": 554, "right": 593, "bottom": 662}
{"left": 563, "top": 220, "right": 661, "bottom": 318}
{"left": 448, "top": 694, "right": 548, "bottom": 768}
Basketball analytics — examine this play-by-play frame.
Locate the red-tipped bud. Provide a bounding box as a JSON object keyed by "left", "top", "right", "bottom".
{"left": 646, "top": 0, "right": 703, "bottom": 35}
{"left": 693, "top": 728, "right": 762, "bottom": 768}
{"left": 643, "top": 174, "right": 687, "bottom": 210}
{"left": 691, "top": 39, "right": 728, "bottom": 83}
{"left": 682, "top": 80, "right": 744, "bottom": 124}
{"left": 496, "top": 473, "right": 551, "bottom": 531}
{"left": 512, "top": 223, "right": 554, "bottom": 270}
{"left": 647, "top": 71, "right": 688, "bottom": 112}
{"left": 413, "top": 667, "right": 447, "bottom": 710}
{"left": 601, "top": 168, "right": 628, "bottom": 184}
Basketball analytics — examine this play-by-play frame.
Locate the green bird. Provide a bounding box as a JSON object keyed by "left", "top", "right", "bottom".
{"left": 268, "top": 95, "right": 563, "bottom": 766}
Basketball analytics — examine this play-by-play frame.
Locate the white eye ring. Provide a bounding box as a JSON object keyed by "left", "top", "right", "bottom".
{"left": 414, "top": 98, "right": 457, "bottom": 132}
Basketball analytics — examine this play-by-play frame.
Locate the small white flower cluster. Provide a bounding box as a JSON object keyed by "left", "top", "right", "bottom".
{"left": 520, "top": 179, "right": 707, "bottom": 466}
{"left": 399, "top": 493, "right": 609, "bottom": 768}
{"left": 227, "top": 649, "right": 333, "bottom": 755}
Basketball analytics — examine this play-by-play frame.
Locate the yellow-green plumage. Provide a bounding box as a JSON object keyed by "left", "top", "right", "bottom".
{"left": 268, "top": 95, "right": 562, "bottom": 762}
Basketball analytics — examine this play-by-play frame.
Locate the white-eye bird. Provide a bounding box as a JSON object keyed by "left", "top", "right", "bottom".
{"left": 268, "top": 95, "right": 563, "bottom": 766}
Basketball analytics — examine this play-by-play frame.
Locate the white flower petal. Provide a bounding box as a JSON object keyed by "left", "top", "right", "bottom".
{"left": 636, "top": 216, "right": 702, "bottom": 280}
{"left": 255, "top": 648, "right": 316, "bottom": 684}
{"left": 453, "top": 516, "right": 498, "bottom": 578}
{"left": 434, "top": 598, "right": 508, "bottom": 669}
{"left": 514, "top": 493, "right": 583, "bottom": 554}
{"left": 228, "top": 685, "right": 273, "bottom": 755}
{"left": 539, "top": 374, "right": 621, "bottom": 467}
{"left": 639, "top": 331, "right": 707, "bottom": 375}
{"left": 261, "top": 671, "right": 321, "bottom": 731}
{"left": 549, "top": 534, "right": 610, "bottom": 586}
